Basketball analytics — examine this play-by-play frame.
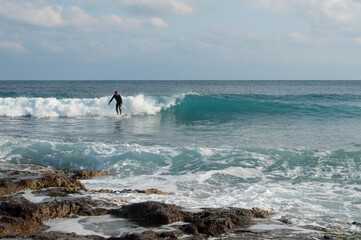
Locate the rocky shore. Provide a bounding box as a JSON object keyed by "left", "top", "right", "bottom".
{"left": 0, "top": 165, "right": 357, "bottom": 239}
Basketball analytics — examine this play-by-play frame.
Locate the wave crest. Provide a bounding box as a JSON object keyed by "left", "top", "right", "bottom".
{"left": 0, "top": 94, "right": 182, "bottom": 117}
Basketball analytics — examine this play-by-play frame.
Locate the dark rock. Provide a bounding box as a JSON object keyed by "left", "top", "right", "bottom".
{"left": 79, "top": 208, "right": 110, "bottom": 216}
{"left": 118, "top": 188, "right": 167, "bottom": 195}
{"left": 0, "top": 197, "right": 109, "bottom": 223}
{"left": 352, "top": 221, "right": 361, "bottom": 226}
{"left": 133, "top": 189, "right": 167, "bottom": 195}
{"left": 110, "top": 230, "right": 160, "bottom": 240}
{"left": 33, "top": 231, "right": 106, "bottom": 240}
{"left": 158, "top": 230, "right": 184, "bottom": 239}
{"left": 279, "top": 216, "right": 292, "bottom": 224}
{"left": 185, "top": 208, "right": 253, "bottom": 236}
{"left": 111, "top": 201, "right": 189, "bottom": 226}
{"left": 321, "top": 235, "right": 333, "bottom": 240}
{"left": 109, "top": 230, "right": 183, "bottom": 240}
{"left": 181, "top": 223, "right": 200, "bottom": 235}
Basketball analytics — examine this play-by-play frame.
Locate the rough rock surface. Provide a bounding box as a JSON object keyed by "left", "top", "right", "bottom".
{"left": 0, "top": 197, "right": 110, "bottom": 223}
{"left": 111, "top": 201, "right": 190, "bottom": 226}
{"left": 70, "top": 170, "right": 110, "bottom": 180}
{"left": 108, "top": 230, "right": 184, "bottom": 240}
{"left": 0, "top": 175, "right": 86, "bottom": 197}
{"left": 0, "top": 167, "right": 277, "bottom": 239}
{"left": 111, "top": 201, "right": 270, "bottom": 237}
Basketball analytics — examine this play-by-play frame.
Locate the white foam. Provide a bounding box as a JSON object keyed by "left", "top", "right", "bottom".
{"left": 0, "top": 94, "right": 183, "bottom": 117}
{"left": 21, "top": 190, "right": 49, "bottom": 203}
{"left": 45, "top": 216, "right": 110, "bottom": 237}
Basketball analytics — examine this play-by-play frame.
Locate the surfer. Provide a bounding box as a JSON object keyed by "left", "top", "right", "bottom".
{"left": 108, "top": 91, "right": 123, "bottom": 115}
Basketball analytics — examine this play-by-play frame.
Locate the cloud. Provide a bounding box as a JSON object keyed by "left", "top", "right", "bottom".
{"left": 246, "top": 0, "right": 361, "bottom": 29}
{"left": 0, "top": 41, "right": 27, "bottom": 53}
{"left": 147, "top": 17, "right": 169, "bottom": 28}
{"left": 0, "top": 0, "right": 168, "bottom": 30}
{"left": 113, "top": 0, "right": 195, "bottom": 15}
{"left": 0, "top": 1, "right": 65, "bottom": 27}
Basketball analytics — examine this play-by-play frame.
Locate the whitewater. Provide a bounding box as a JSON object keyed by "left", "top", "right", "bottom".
{"left": 0, "top": 80, "right": 361, "bottom": 237}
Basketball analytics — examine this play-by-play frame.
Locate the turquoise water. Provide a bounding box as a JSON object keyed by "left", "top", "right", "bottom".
{"left": 0, "top": 80, "right": 360, "bottom": 233}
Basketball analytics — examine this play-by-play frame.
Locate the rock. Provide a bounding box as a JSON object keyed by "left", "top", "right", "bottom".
{"left": 91, "top": 189, "right": 116, "bottom": 194}
{"left": 184, "top": 208, "right": 253, "bottom": 237}
{"left": 111, "top": 202, "right": 257, "bottom": 237}
{"left": 79, "top": 208, "right": 110, "bottom": 216}
{"left": 158, "top": 230, "right": 183, "bottom": 239}
{"left": 0, "top": 179, "right": 21, "bottom": 196}
{"left": 181, "top": 223, "right": 200, "bottom": 235}
{"left": 32, "top": 231, "right": 106, "bottom": 240}
{"left": 0, "top": 197, "right": 109, "bottom": 223}
{"left": 109, "top": 230, "right": 160, "bottom": 240}
{"left": 352, "top": 221, "right": 361, "bottom": 226}
{"left": 0, "top": 175, "right": 86, "bottom": 197}
{"left": 0, "top": 216, "right": 46, "bottom": 236}
{"left": 111, "top": 201, "right": 189, "bottom": 226}
{"left": 321, "top": 235, "right": 333, "bottom": 240}
{"left": 118, "top": 188, "right": 167, "bottom": 195}
{"left": 279, "top": 216, "right": 292, "bottom": 224}
{"left": 109, "top": 230, "right": 183, "bottom": 240}
{"left": 134, "top": 189, "right": 167, "bottom": 195}
{"left": 70, "top": 170, "right": 109, "bottom": 180}
{"left": 251, "top": 207, "right": 272, "bottom": 218}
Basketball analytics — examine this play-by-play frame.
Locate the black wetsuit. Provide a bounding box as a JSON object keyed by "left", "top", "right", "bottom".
{"left": 109, "top": 94, "right": 123, "bottom": 114}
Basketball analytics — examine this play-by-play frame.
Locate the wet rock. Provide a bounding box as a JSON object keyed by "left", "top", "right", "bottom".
{"left": 181, "top": 223, "right": 200, "bottom": 235}
{"left": 112, "top": 202, "right": 259, "bottom": 237}
{"left": 183, "top": 208, "right": 253, "bottom": 237}
{"left": 0, "top": 179, "right": 21, "bottom": 196}
{"left": 0, "top": 216, "right": 46, "bottom": 236}
{"left": 32, "top": 231, "right": 106, "bottom": 240}
{"left": 279, "top": 216, "right": 292, "bottom": 224}
{"left": 251, "top": 207, "right": 272, "bottom": 218}
{"left": 79, "top": 208, "right": 110, "bottom": 216}
{"left": 158, "top": 230, "right": 183, "bottom": 239}
{"left": 119, "top": 188, "right": 167, "bottom": 195}
{"left": 133, "top": 189, "right": 167, "bottom": 195}
{"left": 0, "top": 197, "right": 109, "bottom": 223}
{"left": 110, "top": 230, "right": 183, "bottom": 240}
{"left": 321, "top": 235, "right": 334, "bottom": 240}
{"left": 91, "top": 189, "right": 116, "bottom": 194}
{"left": 111, "top": 201, "right": 189, "bottom": 226}
{"left": 70, "top": 170, "right": 110, "bottom": 180}
{"left": 305, "top": 225, "right": 332, "bottom": 233}
{"left": 109, "top": 230, "right": 158, "bottom": 240}
{"left": 0, "top": 175, "right": 86, "bottom": 197}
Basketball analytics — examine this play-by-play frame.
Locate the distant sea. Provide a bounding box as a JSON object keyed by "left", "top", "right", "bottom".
{"left": 1, "top": 80, "right": 360, "bottom": 235}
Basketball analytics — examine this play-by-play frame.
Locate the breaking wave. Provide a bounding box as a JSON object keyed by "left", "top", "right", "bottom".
{"left": 0, "top": 94, "right": 183, "bottom": 117}
{"left": 1, "top": 93, "right": 361, "bottom": 118}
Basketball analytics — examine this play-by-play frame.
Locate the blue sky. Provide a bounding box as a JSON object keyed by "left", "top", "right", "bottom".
{"left": 1, "top": 0, "right": 361, "bottom": 80}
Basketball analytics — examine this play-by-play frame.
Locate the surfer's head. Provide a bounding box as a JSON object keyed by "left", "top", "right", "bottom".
{"left": 115, "top": 91, "right": 118, "bottom": 95}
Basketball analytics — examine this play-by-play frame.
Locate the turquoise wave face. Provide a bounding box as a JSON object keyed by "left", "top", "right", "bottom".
{"left": 161, "top": 94, "right": 361, "bottom": 120}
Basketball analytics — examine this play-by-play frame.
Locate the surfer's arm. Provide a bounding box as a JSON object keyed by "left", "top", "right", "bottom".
{"left": 108, "top": 96, "right": 114, "bottom": 105}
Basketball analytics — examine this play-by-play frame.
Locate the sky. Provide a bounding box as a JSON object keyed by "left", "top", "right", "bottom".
{"left": 1, "top": 0, "right": 361, "bottom": 80}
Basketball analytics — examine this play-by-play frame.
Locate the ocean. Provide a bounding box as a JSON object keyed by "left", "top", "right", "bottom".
{"left": 0, "top": 80, "right": 360, "bottom": 236}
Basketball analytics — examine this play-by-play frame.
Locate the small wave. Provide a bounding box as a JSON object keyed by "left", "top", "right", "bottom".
{"left": 0, "top": 94, "right": 183, "bottom": 117}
